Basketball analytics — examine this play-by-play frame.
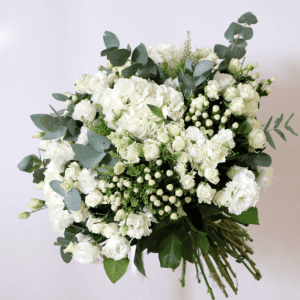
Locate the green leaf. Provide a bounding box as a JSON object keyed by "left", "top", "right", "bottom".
{"left": 246, "top": 152, "right": 272, "bottom": 167}
{"left": 30, "top": 114, "right": 48, "bottom": 131}
{"left": 57, "top": 237, "right": 71, "bottom": 246}
{"left": 238, "top": 12, "right": 258, "bottom": 25}
{"left": 274, "top": 128, "right": 287, "bottom": 141}
{"left": 222, "top": 206, "right": 259, "bottom": 225}
{"left": 241, "top": 27, "right": 253, "bottom": 40}
{"left": 66, "top": 118, "right": 76, "bottom": 136}
{"left": 64, "top": 105, "right": 75, "bottom": 118}
{"left": 107, "top": 49, "right": 131, "bottom": 67}
{"left": 178, "top": 231, "right": 194, "bottom": 263}
{"left": 178, "top": 72, "right": 195, "bottom": 99}
{"left": 49, "top": 180, "right": 66, "bottom": 197}
{"left": 87, "top": 130, "right": 111, "bottom": 151}
{"left": 147, "top": 104, "right": 164, "bottom": 119}
{"left": 285, "top": 125, "right": 298, "bottom": 136}
{"left": 264, "top": 131, "right": 276, "bottom": 149}
{"left": 185, "top": 60, "right": 194, "bottom": 74}
{"left": 42, "top": 125, "right": 67, "bottom": 140}
{"left": 263, "top": 116, "right": 273, "bottom": 131}
{"left": 60, "top": 246, "right": 72, "bottom": 263}
{"left": 158, "top": 227, "right": 182, "bottom": 270}
{"left": 236, "top": 120, "right": 251, "bottom": 135}
{"left": 274, "top": 113, "right": 283, "bottom": 128}
{"left": 214, "top": 44, "right": 228, "bottom": 59}
{"left": 198, "top": 234, "right": 209, "bottom": 253}
{"left": 103, "top": 257, "right": 129, "bottom": 283}
{"left": 103, "top": 31, "right": 120, "bottom": 49}
{"left": 231, "top": 39, "right": 247, "bottom": 48}
{"left": 284, "top": 113, "right": 294, "bottom": 126}
{"left": 198, "top": 203, "right": 221, "bottom": 219}
{"left": 139, "top": 57, "right": 157, "bottom": 79}
{"left": 127, "top": 44, "right": 131, "bottom": 53}
{"left": 225, "top": 47, "right": 246, "bottom": 59}
{"left": 224, "top": 22, "right": 244, "bottom": 42}
{"left": 52, "top": 93, "right": 68, "bottom": 101}
{"left": 64, "top": 127, "right": 81, "bottom": 142}
{"left": 100, "top": 47, "right": 118, "bottom": 57}
{"left": 17, "top": 154, "right": 41, "bottom": 173}
{"left": 33, "top": 167, "right": 46, "bottom": 183}
{"left": 71, "top": 144, "right": 107, "bottom": 169}
{"left": 132, "top": 43, "right": 148, "bottom": 66}
{"left": 194, "top": 60, "right": 213, "bottom": 77}
{"left": 155, "top": 64, "right": 167, "bottom": 85}
{"left": 164, "top": 115, "right": 174, "bottom": 125}
{"left": 134, "top": 241, "right": 146, "bottom": 277}
{"left": 64, "top": 187, "right": 81, "bottom": 211}
{"left": 49, "top": 105, "right": 63, "bottom": 121}
{"left": 122, "top": 63, "right": 142, "bottom": 78}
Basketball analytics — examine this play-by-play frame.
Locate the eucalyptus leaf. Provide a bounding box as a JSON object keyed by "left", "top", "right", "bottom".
{"left": 284, "top": 113, "right": 294, "bottom": 126}
{"left": 194, "top": 60, "right": 213, "bottom": 77}
{"left": 103, "top": 31, "right": 120, "bottom": 48}
{"left": 274, "top": 113, "right": 283, "bottom": 128}
{"left": 107, "top": 49, "right": 131, "bottom": 67}
{"left": 127, "top": 44, "right": 131, "bottom": 53}
{"left": 155, "top": 64, "right": 167, "bottom": 85}
{"left": 42, "top": 125, "right": 67, "bottom": 140}
{"left": 274, "top": 128, "right": 287, "bottom": 141}
{"left": 246, "top": 152, "right": 272, "bottom": 167}
{"left": 198, "top": 203, "right": 221, "bottom": 218}
{"left": 185, "top": 60, "right": 194, "bottom": 74}
{"left": 238, "top": 12, "right": 258, "bottom": 25}
{"left": 87, "top": 130, "right": 111, "bottom": 151}
{"left": 285, "top": 125, "right": 298, "bottom": 136}
{"left": 97, "top": 153, "right": 120, "bottom": 174}
{"left": 60, "top": 246, "right": 72, "bottom": 263}
{"left": 193, "top": 69, "right": 212, "bottom": 86}
{"left": 233, "top": 39, "right": 247, "bottom": 48}
{"left": 49, "top": 180, "right": 66, "bottom": 197}
{"left": 64, "top": 105, "right": 75, "bottom": 118}
{"left": 132, "top": 43, "right": 148, "bottom": 66}
{"left": 236, "top": 120, "right": 251, "bottom": 135}
{"left": 241, "top": 27, "right": 253, "bottom": 40}
{"left": 100, "top": 47, "right": 118, "bottom": 57}
{"left": 122, "top": 63, "right": 142, "bottom": 78}
{"left": 49, "top": 105, "right": 63, "bottom": 120}
{"left": 147, "top": 104, "right": 164, "bottom": 119}
{"left": 224, "top": 22, "right": 244, "bottom": 41}
{"left": 57, "top": 237, "right": 71, "bottom": 246}
{"left": 222, "top": 206, "right": 259, "bottom": 225}
{"left": 64, "top": 187, "right": 81, "bottom": 211}
{"left": 30, "top": 114, "right": 48, "bottom": 131}
{"left": 225, "top": 47, "right": 246, "bottom": 59}
{"left": 264, "top": 116, "right": 273, "bottom": 131}
{"left": 66, "top": 118, "right": 76, "bottom": 136}
{"left": 214, "top": 44, "right": 228, "bottom": 59}
{"left": 52, "top": 93, "right": 69, "bottom": 101}
{"left": 103, "top": 257, "right": 129, "bottom": 283}
{"left": 139, "top": 57, "right": 157, "bottom": 79}
{"left": 17, "top": 154, "right": 41, "bottom": 173}
{"left": 178, "top": 72, "right": 195, "bottom": 99}
{"left": 33, "top": 167, "right": 46, "bottom": 183}
{"left": 64, "top": 127, "right": 80, "bottom": 142}
{"left": 265, "top": 131, "right": 276, "bottom": 149}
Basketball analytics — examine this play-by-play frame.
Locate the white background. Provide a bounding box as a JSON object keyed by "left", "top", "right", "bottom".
{"left": 1, "top": 1, "right": 300, "bottom": 299}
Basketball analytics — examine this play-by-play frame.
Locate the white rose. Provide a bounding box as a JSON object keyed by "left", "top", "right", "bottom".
{"left": 227, "top": 165, "right": 248, "bottom": 180}
{"left": 237, "top": 83, "right": 254, "bottom": 99}
{"left": 204, "top": 80, "right": 221, "bottom": 99}
{"left": 180, "top": 173, "right": 196, "bottom": 190}
{"left": 213, "top": 189, "right": 229, "bottom": 208}
{"left": 172, "top": 136, "right": 186, "bottom": 152}
{"left": 191, "top": 95, "right": 207, "bottom": 110}
{"left": 76, "top": 168, "right": 97, "bottom": 194}
{"left": 143, "top": 141, "right": 160, "bottom": 161}
{"left": 102, "top": 223, "right": 119, "bottom": 238}
{"left": 114, "top": 209, "right": 126, "bottom": 221}
{"left": 72, "top": 99, "right": 96, "bottom": 122}
{"left": 229, "top": 97, "right": 245, "bottom": 116}
{"left": 196, "top": 182, "right": 216, "bottom": 204}
{"left": 223, "top": 86, "right": 238, "bottom": 102}
{"left": 65, "top": 162, "right": 81, "bottom": 181}
{"left": 204, "top": 168, "right": 220, "bottom": 185}
{"left": 101, "top": 235, "right": 131, "bottom": 261}
{"left": 166, "top": 121, "right": 182, "bottom": 136}
{"left": 113, "top": 161, "right": 126, "bottom": 175}
{"left": 157, "top": 127, "right": 170, "bottom": 143}
{"left": 73, "top": 241, "right": 101, "bottom": 265}
{"left": 247, "top": 118, "right": 262, "bottom": 130}
{"left": 213, "top": 71, "right": 235, "bottom": 91}
{"left": 177, "top": 151, "right": 192, "bottom": 164}
{"left": 124, "top": 142, "right": 140, "bottom": 164}
{"left": 174, "top": 162, "right": 186, "bottom": 177}
{"left": 86, "top": 216, "right": 106, "bottom": 234}
{"left": 248, "top": 129, "right": 266, "bottom": 149}
{"left": 243, "top": 99, "right": 258, "bottom": 118}
{"left": 85, "top": 190, "right": 103, "bottom": 207}
{"left": 228, "top": 58, "right": 242, "bottom": 74}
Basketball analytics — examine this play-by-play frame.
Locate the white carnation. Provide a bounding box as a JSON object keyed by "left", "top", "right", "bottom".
{"left": 73, "top": 241, "right": 101, "bottom": 265}
{"left": 223, "top": 86, "right": 238, "bottom": 102}
{"left": 72, "top": 99, "right": 96, "bottom": 122}
{"left": 76, "top": 168, "right": 97, "bottom": 194}
{"left": 101, "top": 235, "right": 131, "bottom": 261}
{"left": 213, "top": 71, "right": 235, "bottom": 91}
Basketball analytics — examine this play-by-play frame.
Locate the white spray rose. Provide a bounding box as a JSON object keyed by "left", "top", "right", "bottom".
{"left": 237, "top": 83, "right": 254, "bottom": 99}
{"left": 229, "top": 97, "right": 245, "bottom": 116}
{"left": 73, "top": 241, "right": 101, "bottom": 265}
{"left": 213, "top": 71, "right": 235, "bottom": 91}
{"left": 228, "top": 59, "right": 242, "bottom": 74}
{"left": 243, "top": 99, "right": 258, "bottom": 118}
{"left": 180, "top": 173, "right": 196, "bottom": 190}
{"left": 177, "top": 151, "right": 192, "bottom": 164}
{"left": 204, "top": 80, "right": 221, "bottom": 99}
{"left": 70, "top": 201, "right": 89, "bottom": 223}
{"left": 204, "top": 168, "right": 220, "bottom": 185}
{"left": 143, "top": 140, "right": 160, "bottom": 161}
{"left": 114, "top": 209, "right": 126, "bottom": 221}
{"left": 72, "top": 99, "right": 96, "bottom": 122}
{"left": 123, "top": 142, "right": 140, "bottom": 164}
{"left": 248, "top": 129, "right": 266, "bottom": 149}
{"left": 197, "top": 182, "right": 216, "bottom": 204}
{"left": 247, "top": 118, "right": 262, "bottom": 130}
{"left": 101, "top": 235, "right": 131, "bottom": 261}
{"left": 174, "top": 162, "right": 186, "bottom": 177}
{"left": 223, "top": 86, "right": 238, "bottom": 101}
{"left": 191, "top": 95, "right": 207, "bottom": 110}
{"left": 86, "top": 216, "right": 106, "bottom": 234}
{"left": 85, "top": 190, "right": 103, "bottom": 207}
{"left": 172, "top": 136, "right": 186, "bottom": 152}
{"left": 102, "top": 223, "right": 119, "bottom": 238}
{"left": 166, "top": 121, "right": 182, "bottom": 136}
{"left": 157, "top": 127, "right": 170, "bottom": 143}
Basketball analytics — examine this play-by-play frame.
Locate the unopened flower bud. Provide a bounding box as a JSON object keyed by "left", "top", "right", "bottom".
{"left": 112, "top": 176, "right": 119, "bottom": 182}
{"left": 145, "top": 174, "right": 151, "bottom": 181}
{"left": 212, "top": 105, "right": 220, "bottom": 112}
{"left": 204, "top": 100, "right": 209, "bottom": 107}
{"left": 162, "top": 195, "right": 169, "bottom": 202}
{"left": 167, "top": 184, "right": 173, "bottom": 191}
{"left": 154, "top": 172, "right": 161, "bottom": 178}
{"left": 18, "top": 212, "right": 30, "bottom": 219}
{"left": 32, "top": 131, "right": 45, "bottom": 138}
{"left": 208, "top": 129, "right": 214, "bottom": 136}
{"left": 185, "top": 116, "right": 191, "bottom": 122}
{"left": 232, "top": 122, "right": 239, "bottom": 129}
{"left": 206, "top": 119, "right": 213, "bottom": 127}
{"left": 261, "top": 79, "right": 267, "bottom": 85}
{"left": 124, "top": 193, "right": 130, "bottom": 199}
{"left": 192, "top": 115, "right": 198, "bottom": 121}
{"left": 195, "top": 121, "right": 201, "bottom": 127}
{"left": 165, "top": 205, "right": 171, "bottom": 212}
{"left": 271, "top": 76, "right": 277, "bottom": 82}
{"left": 190, "top": 188, "right": 196, "bottom": 194}
{"left": 246, "top": 64, "right": 253, "bottom": 70}
{"left": 154, "top": 200, "right": 161, "bottom": 207}
{"left": 170, "top": 212, "right": 178, "bottom": 220}
{"left": 189, "top": 107, "right": 195, "bottom": 114}
{"left": 111, "top": 205, "right": 118, "bottom": 211}
{"left": 214, "top": 114, "right": 220, "bottom": 121}
{"left": 28, "top": 198, "right": 45, "bottom": 210}
{"left": 166, "top": 170, "right": 173, "bottom": 177}
{"left": 224, "top": 109, "right": 232, "bottom": 116}
{"left": 157, "top": 189, "right": 164, "bottom": 196}
{"left": 150, "top": 195, "right": 157, "bottom": 202}
{"left": 185, "top": 197, "right": 192, "bottom": 203}
{"left": 137, "top": 176, "right": 144, "bottom": 183}
{"left": 159, "top": 210, "right": 164, "bottom": 216}
{"left": 175, "top": 189, "right": 183, "bottom": 197}
{"left": 169, "top": 196, "right": 176, "bottom": 203}
{"left": 156, "top": 159, "right": 162, "bottom": 166}
{"left": 109, "top": 183, "right": 115, "bottom": 188}
{"left": 266, "top": 87, "right": 272, "bottom": 94}
{"left": 175, "top": 200, "right": 181, "bottom": 207}
{"left": 149, "top": 179, "right": 156, "bottom": 186}
{"left": 134, "top": 188, "right": 139, "bottom": 193}
{"left": 202, "top": 112, "right": 209, "bottom": 119}
{"left": 195, "top": 110, "right": 201, "bottom": 116}
{"left": 251, "top": 81, "right": 258, "bottom": 88}
{"left": 144, "top": 167, "right": 151, "bottom": 173}
{"left": 72, "top": 95, "right": 78, "bottom": 101}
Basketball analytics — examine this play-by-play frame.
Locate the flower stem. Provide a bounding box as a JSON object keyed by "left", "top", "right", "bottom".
{"left": 180, "top": 258, "right": 186, "bottom": 287}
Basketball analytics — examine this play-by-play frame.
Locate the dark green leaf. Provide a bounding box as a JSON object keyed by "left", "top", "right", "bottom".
{"left": 236, "top": 120, "right": 251, "bottom": 135}
{"left": 64, "top": 127, "right": 81, "bottom": 142}
{"left": 285, "top": 125, "right": 298, "bottom": 136}
{"left": 155, "top": 64, "right": 167, "bottom": 85}
{"left": 265, "top": 131, "right": 276, "bottom": 149}
{"left": 49, "top": 105, "right": 63, "bottom": 121}
{"left": 57, "top": 237, "right": 71, "bottom": 246}
{"left": 147, "top": 104, "right": 164, "bottom": 119}
{"left": 42, "top": 125, "right": 67, "bottom": 140}
{"left": 159, "top": 227, "right": 182, "bottom": 270}
{"left": 284, "top": 113, "right": 294, "bottom": 126}
{"left": 60, "top": 246, "right": 72, "bottom": 263}
{"left": 225, "top": 47, "right": 246, "bottom": 59}
{"left": 52, "top": 93, "right": 68, "bottom": 101}
{"left": 30, "top": 114, "right": 48, "bottom": 131}
{"left": 107, "top": 49, "right": 131, "bottom": 67}
{"left": 71, "top": 144, "right": 107, "bottom": 169}
{"left": 241, "top": 27, "right": 253, "bottom": 40}
{"left": 64, "top": 105, "right": 75, "bottom": 118}
{"left": 49, "top": 180, "right": 66, "bottom": 197}
{"left": 103, "top": 257, "right": 129, "bottom": 283}
{"left": 198, "top": 234, "right": 209, "bottom": 253}
{"left": 164, "top": 115, "right": 174, "bottom": 125}
{"left": 17, "top": 155, "right": 41, "bottom": 173}
{"left": 224, "top": 22, "right": 244, "bottom": 41}
{"left": 66, "top": 118, "right": 76, "bottom": 136}
{"left": 185, "top": 60, "right": 194, "bottom": 74}
{"left": 33, "top": 167, "right": 46, "bottom": 183}
{"left": 64, "top": 187, "right": 82, "bottom": 211}
{"left": 103, "top": 31, "right": 120, "bottom": 49}
{"left": 263, "top": 116, "right": 273, "bottom": 131}
{"left": 274, "top": 113, "right": 283, "bottom": 128}
{"left": 198, "top": 203, "right": 221, "bottom": 219}
{"left": 87, "top": 130, "right": 111, "bottom": 151}
{"left": 274, "top": 128, "right": 287, "bottom": 141}
{"left": 54, "top": 242, "right": 60, "bottom": 246}
{"left": 222, "top": 206, "right": 259, "bottom": 225}
{"left": 246, "top": 152, "right": 272, "bottom": 167}
{"left": 127, "top": 44, "right": 131, "bottom": 53}
{"left": 139, "top": 57, "right": 157, "bottom": 79}
{"left": 122, "top": 63, "right": 142, "bottom": 78}
{"left": 178, "top": 231, "right": 194, "bottom": 263}
{"left": 97, "top": 152, "right": 121, "bottom": 174}
{"left": 134, "top": 241, "right": 146, "bottom": 277}
{"left": 132, "top": 43, "right": 148, "bottom": 66}
{"left": 178, "top": 73, "right": 195, "bottom": 99}
{"left": 238, "top": 12, "right": 258, "bottom": 25}
{"left": 101, "top": 47, "right": 118, "bottom": 57}
{"left": 231, "top": 39, "right": 247, "bottom": 48}
{"left": 214, "top": 44, "right": 228, "bottom": 59}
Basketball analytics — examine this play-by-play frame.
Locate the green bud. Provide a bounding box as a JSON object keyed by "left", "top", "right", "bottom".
{"left": 121, "top": 225, "right": 129, "bottom": 236}
{"left": 32, "top": 131, "right": 46, "bottom": 138}
{"left": 28, "top": 198, "right": 45, "bottom": 210}
{"left": 18, "top": 212, "right": 30, "bottom": 219}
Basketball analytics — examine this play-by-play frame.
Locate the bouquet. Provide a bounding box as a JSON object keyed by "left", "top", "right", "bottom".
{"left": 18, "top": 11, "right": 298, "bottom": 299}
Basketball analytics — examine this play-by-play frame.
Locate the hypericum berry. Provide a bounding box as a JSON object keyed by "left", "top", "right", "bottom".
{"left": 156, "top": 159, "right": 163, "bottom": 166}
{"left": 185, "top": 196, "right": 192, "bottom": 203}
{"left": 232, "top": 122, "right": 239, "bottom": 129}
{"left": 115, "top": 196, "right": 121, "bottom": 202}
{"left": 266, "top": 87, "right": 272, "bottom": 94}
{"left": 166, "top": 170, "right": 173, "bottom": 177}
{"left": 202, "top": 112, "right": 209, "bottom": 119}
{"left": 154, "top": 172, "right": 161, "bottom": 178}
{"left": 154, "top": 200, "right": 161, "bottom": 207}
{"left": 200, "top": 126, "right": 206, "bottom": 131}
{"left": 156, "top": 189, "right": 164, "bottom": 196}
{"left": 212, "top": 105, "right": 220, "bottom": 112}
{"left": 195, "top": 121, "right": 201, "bottom": 127}
{"left": 189, "top": 107, "right": 195, "bottom": 114}
{"left": 165, "top": 205, "right": 171, "bottom": 212}
{"left": 167, "top": 184, "right": 173, "bottom": 191}
{"left": 175, "top": 200, "right": 181, "bottom": 207}
{"left": 190, "top": 188, "right": 196, "bottom": 194}
{"left": 149, "top": 179, "right": 156, "bottom": 186}
{"left": 206, "top": 119, "right": 213, "bottom": 127}
{"left": 103, "top": 195, "right": 109, "bottom": 201}
{"left": 112, "top": 176, "right": 119, "bottom": 182}
{"left": 150, "top": 195, "right": 157, "bottom": 202}
{"left": 224, "top": 109, "right": 232, "bottom": 116}
{"left": 124, "top": 193, "right": 130, "bottom": 199}
{"left": 111, "top": 205, "right": 118, "bottom": 211}
{"left": 169, "top": 196, "right": 176, "bottom": 203}
{"left": 221, "top": 116, "right": 227, "bottom": 123}
{"left": 145, "top": 174, "right": 151, "bottom": 181}
{"left": 72, "top": 95, "right": 78, "bottom": 101}
{"left": 214, "top": 114, "right": 220, "bottom": 121}
{"left": 117, "top": 182, "right": 123, "bottom": 188}
{"left": 252, "top": 62, "right": 258, "bottom": 68}
{"left": 185, "top": 116, "right": 191, "bottom": 122}
{"left": 144, "top": 167, "right": 151, "bottom": 173}
{"left": 175, "top": 189, "right": 183, "bottom": 197}
{"left": 192, "top": 115, "right": 198, "bottom": 121}
{"left": 146, "top": 189, "right": 151, "bottom": 194}
{"left": 170, "top": 212, "right": 178, "bottom": 220}
{"left": 137, "top": 176, "right": 144, "bottom": 183}
{"left": 162, "top": 195, "right": 169, "bottom": 202}
{"left": 271, "top": 76, "right": 277, "bottom": 82}
{"left": 195, "top": 110, "right": 201, "bottom": 116}
{"left": 109, "top": 183, "right": 115, "bottom": 188}
{"left": 134, "top": 188, "right": 139, "bottom": 193}
{"left": 109, "top": 195, "right": 115, "bottom": 201}
{"left": 158, "top": 210, "right": 164, "bottom": 216}
{"left": 204, "top": 100, "right": 209, "bottom": 107}
{"left": 208, "top": 129, "right": 214, "bottom": 137}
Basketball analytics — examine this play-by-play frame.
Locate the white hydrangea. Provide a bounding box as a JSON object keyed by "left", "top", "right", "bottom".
{"left": 213, "top": 71, "right": 235, "bottom": 91}
{"left": 224, "top": 169, "right": 260, "bottom": 215}
{"left": 73, "top": 241, "right": 102, "bottom": 265}
{"left": 72, "top": 99, "right": 96, "bottom": 122}
{"left": 101, "top": 235, "right": 131, "bottom": 261}
{"left": 48, "top": 206, "right": 73, "bottom": 234}
{"left": 76, "top": 168, "right": 98, "bottom": 194}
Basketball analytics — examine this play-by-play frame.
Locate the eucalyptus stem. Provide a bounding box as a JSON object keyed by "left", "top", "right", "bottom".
{"left": 231, "top": 23, "right": 248, "bottom": 50}
{"left": 180, "top": 258, "right": 186, "bottom": 287}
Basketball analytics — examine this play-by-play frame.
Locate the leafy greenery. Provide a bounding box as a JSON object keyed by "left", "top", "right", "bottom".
{"left": 60, "top": 246, "right": 72, "bottom": 263}
{"left": 238, "top": 12, "right": 258, "bottom": 25}
{"left": 147, "top": 104, "right": 164, "bottom": 119}
{"left": 221, "top": 207, "right": 259, "bottom": 225}
{"left": 134, "top": 240, "right": 146, "bottom": 277}
{"left": 40, "top": 115, "right": 55, "bottom": 132}
{"left": 103, "top": 257, "right": 129, "bottom": 283}
{"left": 103, "top": 31, "right": 120, "bottom": 48}
{"left": 17, "top": 155, "right": 41, "bottom": 173}
{"left": 122, "top": 63, "right": 142, "bottom": 78}
{"left": 33, "top": 167, "right": 46, "bottom": 183}
{"left": 132, "top": 43, "right": 148, "bottom": 66}
{"left": 107, "top": 49, "right": 131, "bottom": 67}
{"left": 52, "top": 93, "right": 69, "bottom": 101}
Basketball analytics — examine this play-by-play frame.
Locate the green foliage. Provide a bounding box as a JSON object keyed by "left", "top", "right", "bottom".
{"left": 134, "top": 240, "right": 146, "bottom": 277}
{"left": 60, "top": 246, "right": 72, "bottom": 263}
{"left": 274, "top": 113, "right": 283, "bottom": 128}
{"left": 85, "top": 112, "right": 112, "bottom": 137}
{"left": 30, "top": 114, "right": 48, "bottom": 131}
{"left": 240, "top": 27, "right": 253, "bottom": 40}
{"left": 222, "top": 207, "right": 259, "bottom": 225}
{"left": 264, "top": 131, "right": 276, "bottom": 149}
{"left": 122, "top": 63, "right": 142, "bottom": 78}
{"left": 225, "top": 47, "right": 246, "bottom": 59}
{"left": 236, "top": 120, "right": 251, "bottom": 135}
{"left": 42, "top": 125, "right": 68, "bottom": 140}
{"left": 33, "top": 167, "right": 46, "bottom": 183}
{"left": 40, "top": 115, "right": 55, "bottom": 132}
{"left": 147, "top": 104, "right": 164, "bottom": 119}
{"left": 198, "top": 203, "right": 221, "bottom": 219}
{"left": 178, "top": 72, "right": 195, "bottom": 99}
{"left": 179, "top": 231, "right": 194, "bottom": 263}
{"left": 214, "top": 44, "right": 228, "bottom": 59}
{"left": 238, "top": 12, "right": 258, "bottom": 25}
{"left": 66, "top": 118, "right": 76, "bottom": 136}
{"left": 198, "top": 233, "right": 209, "bottom": 253}
{"left": 193, "top": 60, "right": 213, "bottom": 86}
{"left": 155, "top": 64, "right": 167, "bottom": 85}
{"left": 138, "top": 57, "right": 157, "bottom": 79}
{"left": 87, "top": 130, "right": 111, "bottom": 152}
{"left": 274, "top": 129, "right": 287, "bottom": 141}
{"left": 103, "top": 257, "right": 129, "bottom": 283}
{"left": 185, "top": 60, "right": 193, "bottom": 74}
{"left": 108, "top": 49, "right": 131, "bottom": 67}
{"left": 245, "top": 152, "right": 272, "bottom": 168}
{"left": 17, "top": 155, "right": 41, "bottom": 173}
{"left": 103, "top": 31, "right": 120, "bottom": 49}
{"left": 101, "top": 47, "right": 118, "bottom": 57}
{"left": 52, "top": 93, "right": 69, "bottom": 101}
{"left": 50, "top": 180, "right": 81, "bottom": 211}
{"left": 132, "top": 43, "right": 148, "bottom": 66}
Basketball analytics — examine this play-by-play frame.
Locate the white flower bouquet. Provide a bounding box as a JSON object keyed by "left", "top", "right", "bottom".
{"left": 18, "top": 12, "right": 298, "bottom": 299}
